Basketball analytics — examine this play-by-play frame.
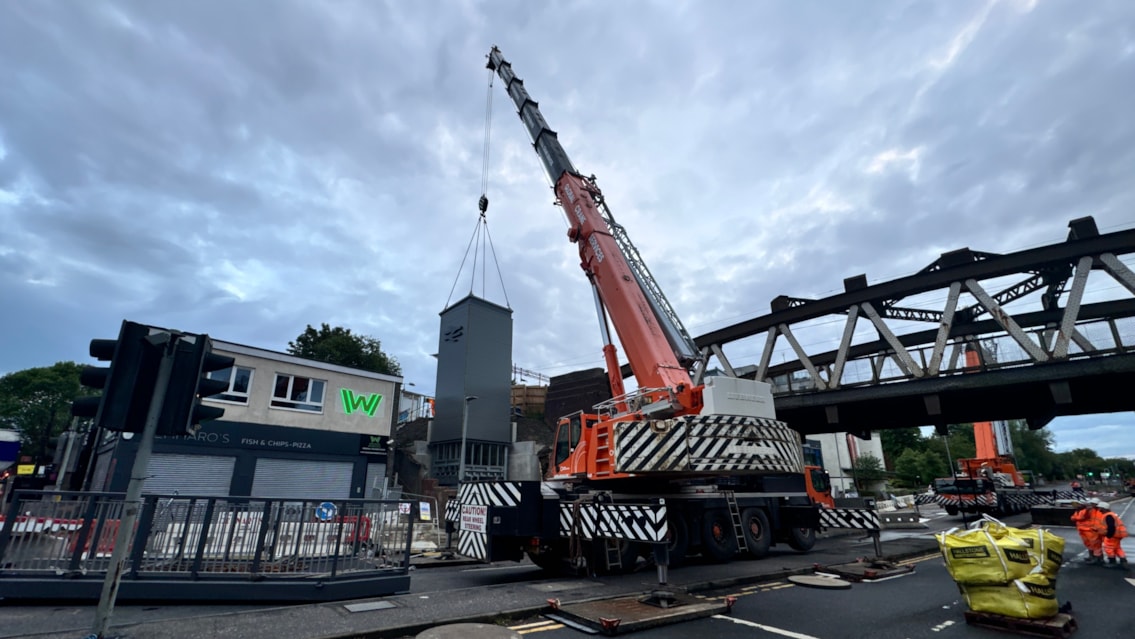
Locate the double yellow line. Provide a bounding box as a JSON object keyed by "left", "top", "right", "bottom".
{"left": 509, "top": 620, "right": 564, "bottom": 634}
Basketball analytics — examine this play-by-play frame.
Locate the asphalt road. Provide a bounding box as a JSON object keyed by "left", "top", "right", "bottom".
{"left": 3, "top": 496, "right": 1131, "bottom": 639}
{"left": 499, "top": 500, "right": 1135, "bottom": 639}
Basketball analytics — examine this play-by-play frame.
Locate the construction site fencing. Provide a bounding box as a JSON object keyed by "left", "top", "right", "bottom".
{"left": 0, "top": 490, "right": 415, "bottom": 582}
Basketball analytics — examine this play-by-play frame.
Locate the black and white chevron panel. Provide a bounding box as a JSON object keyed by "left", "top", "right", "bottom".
{"left": 444, "top": 499, "right": 461, "bottom": 523}
{"left": 455, "top": 481, "right": 522, "bottom": 508}
{"left": 820, "top": 507, "right": 882, "bottom": 530}
{"left": 458, "top": 530, "right": 488, "bottom": 561}
{"left": 613, "top": 414, "right": 803, "bottom": 474}
{"left": 558, "top": 502, "right": 668, "bottom": 543}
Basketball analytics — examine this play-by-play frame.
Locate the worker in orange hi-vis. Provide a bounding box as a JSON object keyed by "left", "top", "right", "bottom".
{"left": 1096, "top": 502, "right": 1128, "bottom": 567}
{"left": 1071, "top": 499, "right": 1104, "bottom": 564}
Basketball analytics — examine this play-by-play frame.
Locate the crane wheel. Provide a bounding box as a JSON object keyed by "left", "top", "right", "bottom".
{"left": 701, "top": 509, "right": 738, "bottom": 562}
{"left": 787, "top": 526, "right": 816, "bottom": 552}
{"left": 740, "top": 508, "right": 772, "bottom": 559}
{"left": 661, "top": 511, "right": 689, "bottom": 567}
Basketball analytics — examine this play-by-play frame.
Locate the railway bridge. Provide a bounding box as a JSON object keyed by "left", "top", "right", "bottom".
{"left": 693, "top": 216, "right": 1135, "bottom": 437}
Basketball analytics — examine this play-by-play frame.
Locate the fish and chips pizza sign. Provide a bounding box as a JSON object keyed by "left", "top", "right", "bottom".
{"left": 460, "top": 504, "right": 488, "bottom": 533}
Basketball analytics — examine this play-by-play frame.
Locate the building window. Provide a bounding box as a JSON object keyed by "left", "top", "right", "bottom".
{"left": 206, "top": 366, "right": 254, "bottom": 404}
{"left": 271, "top": 374, "right": 326, "bottom": 413}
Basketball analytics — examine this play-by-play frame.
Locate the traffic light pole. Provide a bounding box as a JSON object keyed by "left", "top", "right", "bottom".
{"left": 92, "top": 333, "right": 174, "bottom": 639}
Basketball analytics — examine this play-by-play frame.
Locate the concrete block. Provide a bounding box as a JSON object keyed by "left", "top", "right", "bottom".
{"left": 1030, "top": 506, "right": 1076, "bottom": 527}
{"left": 880, "top": 512, "right": 927, "bottom": 529}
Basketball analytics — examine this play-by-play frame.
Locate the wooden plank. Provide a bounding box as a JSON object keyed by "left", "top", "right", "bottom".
{"left": 963, "top": 610, "right": 1077, "bottom": 638}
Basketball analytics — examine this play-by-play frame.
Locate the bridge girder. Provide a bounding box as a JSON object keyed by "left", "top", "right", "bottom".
{"left": 693, "top": 216, "right": 1135, "bottom": 434}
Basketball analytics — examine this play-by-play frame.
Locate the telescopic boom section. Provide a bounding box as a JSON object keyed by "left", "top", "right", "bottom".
{"left": 486, "top": 47, "right": 696, "bottom": 410}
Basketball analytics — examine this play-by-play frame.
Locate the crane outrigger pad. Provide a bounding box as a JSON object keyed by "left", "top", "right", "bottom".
{"left": 613, "top": 415, "right": 804, "bottom": 475}
{"left": 814, "top": 557, "right": 915, "bottom": 582}
{"left": 544, "top": 591, "right": 727, "bottom": 635}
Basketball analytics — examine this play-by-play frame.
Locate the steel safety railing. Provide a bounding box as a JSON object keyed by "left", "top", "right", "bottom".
{"left": 0, "top": 491, "right": 415, "bottom": 581}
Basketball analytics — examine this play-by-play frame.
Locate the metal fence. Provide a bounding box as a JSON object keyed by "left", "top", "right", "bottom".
{"left": 0, "top": 491, "right": 415, "bottom": 600}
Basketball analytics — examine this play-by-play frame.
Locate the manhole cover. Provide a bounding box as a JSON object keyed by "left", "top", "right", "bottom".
{"left": 788, "top": 574, "right": 852, "bottom": 589}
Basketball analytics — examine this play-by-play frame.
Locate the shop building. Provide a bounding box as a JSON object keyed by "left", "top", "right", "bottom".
{"left": 88, "top": 340, "right": 401, "bottom": 500}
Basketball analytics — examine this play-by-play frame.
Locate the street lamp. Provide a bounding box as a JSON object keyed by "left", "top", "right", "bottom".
{"left": 458, "top": 395, "right": 478, "bottom": 483}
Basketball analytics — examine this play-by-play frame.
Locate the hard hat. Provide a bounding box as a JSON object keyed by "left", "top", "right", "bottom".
{"left": 1097, "top": 501, "right": 1110, "bottom": 510}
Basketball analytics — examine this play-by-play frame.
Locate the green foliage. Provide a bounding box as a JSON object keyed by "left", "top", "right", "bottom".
{"left": 893, "top": 447, "right": 949, "bottom": 487}
{"left": 287, "top": 324, "right": 402, "bottom": 376}
{"left": 0, "top": 362, "right": 85, "bottom": 459}
{"left": 1008, "top": 420, "right": 1058, "bottom": 477}
{"left": 880, "top": 427, "right": 922, "bottom": 469}
{"left": 851, "top": 453, "right": 887, "bottom": 491}
{"left": 1054, "top": 448, "right": 1108, "bottom": 480}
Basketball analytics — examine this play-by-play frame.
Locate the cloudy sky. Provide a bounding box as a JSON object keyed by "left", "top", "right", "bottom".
{"left": 2, "top": 1, "right": 1134, "bottom": 457}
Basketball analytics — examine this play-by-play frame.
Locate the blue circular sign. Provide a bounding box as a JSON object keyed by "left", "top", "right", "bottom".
{"left": 316, "top": 501, "right": 337, "bottom": 521}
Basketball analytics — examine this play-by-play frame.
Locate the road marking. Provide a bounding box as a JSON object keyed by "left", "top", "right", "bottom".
{"left": 462, "top": 565, "right": 532, "bottom": 572}
{"left": 511, "top": 621, "right": 558, "bottom": 630}
{"left": 931, "top": 620, "right": 956, "bottom": 632}
{"left": 518, "top": 624, "right": 564, "bottom": 634}
{"left": 897, "top": 553, "right": 940, "bottom": 565}
{"left": 712, "top": 614, "right": 822, "bottom": 639}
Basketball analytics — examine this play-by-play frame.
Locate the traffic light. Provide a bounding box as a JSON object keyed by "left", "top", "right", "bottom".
{"left": 71, "top": 320, "right": 162, "bottom": 432}
{"left": 157, "top": 335, "right": 235, "bottom": 436}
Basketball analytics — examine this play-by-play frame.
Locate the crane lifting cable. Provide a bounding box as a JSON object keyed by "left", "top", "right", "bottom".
{"left": 443, "top": 67, "right": 511, "bottom": 310}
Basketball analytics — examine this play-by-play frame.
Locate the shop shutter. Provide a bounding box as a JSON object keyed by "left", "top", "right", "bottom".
{"left": 250, "top": 458, "right": 353, "bottom": 500}
{"left": 143, "top": 454, "right": 236, "bottom": 496}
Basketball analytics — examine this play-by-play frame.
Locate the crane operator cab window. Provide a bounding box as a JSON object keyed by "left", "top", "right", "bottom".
{"left": 554, "top": 412, "right": 585, "bottom": 466}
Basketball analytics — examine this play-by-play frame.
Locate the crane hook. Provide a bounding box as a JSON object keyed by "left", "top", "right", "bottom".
{"left": 478, "top": 194, "right": 489, "bottom": 215}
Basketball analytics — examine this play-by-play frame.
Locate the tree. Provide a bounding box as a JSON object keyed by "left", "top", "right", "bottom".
{"left": 893, "top": 447, "right": 949, "bottom": 488}
{"left": 850, "top": 453, "right": 887, "bottom": 493}
{"left": 287, "top": 324, "right": 402, "bottom": 376}
{"left": 1008, "top": 420, "right": 1058, "bottom": 478}
{"left": 0, "top": 362, "right": 85, "bottom": 459}
{"left": 893, "top": 448, "right": 925, "bottom": 487}
{"left": 880, "top": 427, "right": 922, "bottom": 469}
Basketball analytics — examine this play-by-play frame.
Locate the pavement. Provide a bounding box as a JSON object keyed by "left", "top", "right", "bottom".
{"left": 7, "top": 526, "right": 944, "bottom": 639}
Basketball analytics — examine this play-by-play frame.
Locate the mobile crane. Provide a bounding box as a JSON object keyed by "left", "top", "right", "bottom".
{"left": 930, "top": 345, "right": 1046, "bottom": 515}
{"left": 446, "top": 47, "right": 835, "bottom": 571}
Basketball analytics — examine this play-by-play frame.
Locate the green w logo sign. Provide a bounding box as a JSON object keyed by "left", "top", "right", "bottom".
{"left": 340, "top": 389, "right": 383, "bottom": 417}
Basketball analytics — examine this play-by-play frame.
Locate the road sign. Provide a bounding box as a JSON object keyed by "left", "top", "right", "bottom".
{"left": 316, "top": 501, "right": 337, "bottom": 521}
{"left": 461, "top": 504, "right": 487, "bottom": 533}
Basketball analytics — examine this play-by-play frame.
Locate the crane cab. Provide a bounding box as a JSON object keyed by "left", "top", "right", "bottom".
{"left": 805, "top": 465, "right": 834, "bottom": 508}
{"left": 550, "top": 411, "right": 590, "bottom": 479}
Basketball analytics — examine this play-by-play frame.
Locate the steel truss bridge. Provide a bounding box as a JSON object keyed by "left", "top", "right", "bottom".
{"left": 693, "top": 216, "right": 1135, "bottom": 437}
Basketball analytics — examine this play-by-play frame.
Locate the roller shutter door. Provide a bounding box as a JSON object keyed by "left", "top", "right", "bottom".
{"left": 250, "top": 458, "right": 353, "bottom": 500}
{"left": 143, "top": 454, "right": 236, "bottom": 496}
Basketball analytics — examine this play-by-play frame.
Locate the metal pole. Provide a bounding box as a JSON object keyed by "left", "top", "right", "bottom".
{"left": 91, "top": 334, "right": 174, "bottom": 639}
{"left": 458, "top": 396, "right": 477, "bottom": 483}
{"left": 53, "top": 420, "right": 80, "bottom": 491}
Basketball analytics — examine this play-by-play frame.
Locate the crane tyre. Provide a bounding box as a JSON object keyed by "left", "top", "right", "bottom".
{"left": 526, "top": 543, "right": 567, "bottom": 574}
{"left": 701, "top": 509, "right": 738, "bottom": 562}
{"left": 787, "top": 525, "right": 817, "bottom": 552}
{"left": 651, "top": 511, "right": 690, "bottom": 568}
{"left": 740, "top": 508, "right": 772, "bottom": 559}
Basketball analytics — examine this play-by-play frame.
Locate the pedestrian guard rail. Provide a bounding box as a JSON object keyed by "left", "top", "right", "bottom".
{"left": 0, "top": 490, "right": 415, "bottom": 581}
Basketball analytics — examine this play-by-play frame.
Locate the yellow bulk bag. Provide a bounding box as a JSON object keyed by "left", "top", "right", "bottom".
{"left": 936, "top": 523, "right": 1037, "bottom": 585}
{"left": 1013, "top": 527, "right": 1065, "bottom": 580}
{"left": 961, "top": 574, "right": 1059, "bottom": 619}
